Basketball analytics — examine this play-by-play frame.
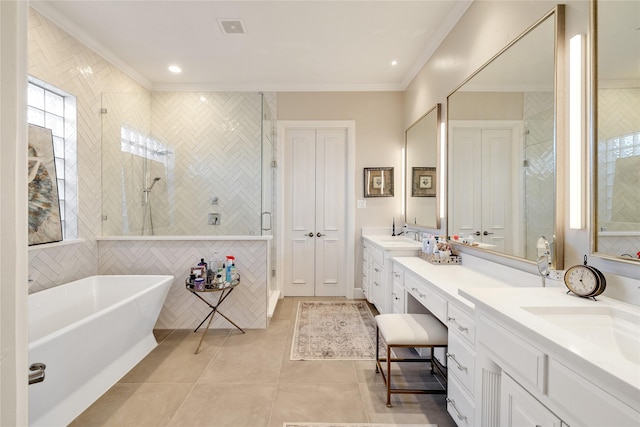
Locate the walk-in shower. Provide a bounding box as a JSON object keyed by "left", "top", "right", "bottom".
{"left": 101, "top": 91, "right": 276, "bottom": 237}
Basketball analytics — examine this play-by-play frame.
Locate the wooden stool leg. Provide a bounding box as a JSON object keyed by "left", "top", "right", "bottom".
{"left": 375, "top": 326, "right": 380, "bottom": 374}
{"left": 386, "top": 345, "right": 392, "bottom": 407}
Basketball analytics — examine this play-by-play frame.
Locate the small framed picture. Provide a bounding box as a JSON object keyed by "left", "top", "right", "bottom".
{"left": 412, "top": 167, "right": 436, "bottom": 197}
{"left": 364, "top": 167, "right": 394, "bottom": 197}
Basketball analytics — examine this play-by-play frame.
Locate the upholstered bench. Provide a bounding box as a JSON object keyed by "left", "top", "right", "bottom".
{"left": 375, "top": 313, "right": 448, "bottom": 407}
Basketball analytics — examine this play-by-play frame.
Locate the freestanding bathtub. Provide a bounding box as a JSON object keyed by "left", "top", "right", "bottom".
{"left": 28, "top": 275, "right": 173, "bottom": 426}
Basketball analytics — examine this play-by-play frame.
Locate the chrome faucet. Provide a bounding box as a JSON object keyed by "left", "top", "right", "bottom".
{"left": 398, "top": 226, "right": 420, "bottom": 240}
{"left": 536, "top": 236, "right": 551, "bottom": 287}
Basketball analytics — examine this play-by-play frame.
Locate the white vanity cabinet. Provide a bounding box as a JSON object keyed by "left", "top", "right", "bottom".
{"left": 391, "top": 259, "right": 480, "bottom": 426}
{"left": 391, "top": 264, "right": 404, "bottom": 313}
{"left": 464, "top": 288, "right": 640, "bottom": 427}
{"left": 445, "top": 302, "right": 477, "bottom": 426}
{"left": 362, "top": 241, "right": 370, "bottom": 301}
{"left": 361, "top": 236, "right": 420, "bottom": 314}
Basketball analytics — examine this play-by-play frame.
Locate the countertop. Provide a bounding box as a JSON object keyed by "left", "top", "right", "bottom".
{"left": 363, "top": 234, "right": 422, "bottom": 250}
{"left": 461, "top": 286, "right": 640, "bottom": 411}
{"left": 392, "top": 256, "right": 533, "bottom": 311}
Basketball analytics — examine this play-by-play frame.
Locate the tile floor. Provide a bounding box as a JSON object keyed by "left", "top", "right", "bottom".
{"left": 71, "top": 297, "right": 457, "bottom": 427}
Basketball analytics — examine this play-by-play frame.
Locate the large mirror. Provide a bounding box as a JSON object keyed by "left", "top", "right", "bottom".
{"left": 592, "top": 0, "right": 640, "bottom": 263}
{"left": 405, "top": 104, "right": 440, "bottom": 229}
{"left": 447, "top": 6, "right": 564, "bottom": 268}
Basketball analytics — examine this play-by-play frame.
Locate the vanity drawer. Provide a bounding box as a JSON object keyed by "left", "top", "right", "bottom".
{"left": 447, "top": 376, "right": 475, "bottom": 427}
{"left": 392, "top": 283, "right": 404, "bottom": 313}
{"left": 405, "top": 273, "right": 447, "bottom": 323}
{"left": 447, "top": 303, "right": 476, "bottom": 345}
{"left": 369, "top": 245, "right": 384, "bottom": 266}
{"left": 447, "top": 332, "right": 475, "bottom": 395}
{"left": 478, "top": 314, "right": 545, "bottom": 393}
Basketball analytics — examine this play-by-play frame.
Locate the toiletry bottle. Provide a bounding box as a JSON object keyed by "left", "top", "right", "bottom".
{"left": 225, "top": 256, "right": 235, "bottom": 282}
{"left": 198, "top": 258, "right": 208, "bottom": 271}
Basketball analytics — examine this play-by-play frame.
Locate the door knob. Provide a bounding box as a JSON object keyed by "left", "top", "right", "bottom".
{"left": 307, "top": 232, "right": 314, "bottom": 237}
{"left": 483, "top": 231, "right": 494, "bottom": 235}
{"left": 316, "top": 232, "right": 325, "bottom": 237}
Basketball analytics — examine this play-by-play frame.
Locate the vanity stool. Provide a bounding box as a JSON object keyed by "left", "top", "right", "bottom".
{"left": 375, "top": 313, "right": 448, "bottom": 407}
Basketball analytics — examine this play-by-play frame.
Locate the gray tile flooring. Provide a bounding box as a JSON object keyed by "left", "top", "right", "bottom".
{"left": 71, "top": 297, "right": 456, "bottom": 426}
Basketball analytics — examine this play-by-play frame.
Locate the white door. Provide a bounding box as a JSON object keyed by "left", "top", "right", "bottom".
{"left": 283, "top": 128, "right": 347, "bottom": 296}
{"left": 450, "top": 122, "right": 521, "bottom": 254}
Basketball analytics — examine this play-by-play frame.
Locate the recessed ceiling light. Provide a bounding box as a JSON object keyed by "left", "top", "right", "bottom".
{"left": 168, "top": 65, "right": 182, "bottom": 73}
{"left": 391, "top": 60, "right": 398, "bottom": 67}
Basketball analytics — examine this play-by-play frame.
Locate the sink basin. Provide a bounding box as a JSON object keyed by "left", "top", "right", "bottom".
{"left": 522, "top": 306, "right": 640, "bottom": 364}
{"left": 371, "top": 235, "right": 418, "bottom": 242}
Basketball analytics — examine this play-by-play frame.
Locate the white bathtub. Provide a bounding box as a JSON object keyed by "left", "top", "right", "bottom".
{"left": 28, "top": 275, "right": 173, "bottom": 426}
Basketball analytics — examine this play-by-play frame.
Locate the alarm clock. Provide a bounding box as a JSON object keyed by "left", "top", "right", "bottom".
{"left": 563, "top": 255, "right": 606, "bottom": 299}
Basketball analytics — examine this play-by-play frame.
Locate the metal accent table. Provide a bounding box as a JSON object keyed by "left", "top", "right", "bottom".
{"left": 185, "top": 277, "right": 245, "bottom": 354}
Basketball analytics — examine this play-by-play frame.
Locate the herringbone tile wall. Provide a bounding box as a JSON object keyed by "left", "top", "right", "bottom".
{"left": 101, "top": 91, "right": 275, "bottom": 237}
{"left": 28, "top": 8, "right": 149, "bottom": 292}
{"left": 98, "top": 239, "right": 269, "bottom": 329}
{"left": 523, "top": 92, "right": 555, "bottom": 259}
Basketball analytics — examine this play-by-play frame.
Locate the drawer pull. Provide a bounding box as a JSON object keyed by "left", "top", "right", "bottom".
{"left": 393, "top": 272, "right": 401, "bottom": 278}
{"left": 446, "top": 398, "right": 467, "bottom": 421}
{"left": 446, "top": 352, "right": 467, "bottom": 371}
{"left": 374, "top": 268, "right": 381, "bottom": 273}
{"left": 447, "top": 316, "right": 469, "bottom": 332}
{"left": 411, "top": 287, "right": 426, "bottom": 298}
{"left": 374, "top": 282, "right": 379, "bottom": 286}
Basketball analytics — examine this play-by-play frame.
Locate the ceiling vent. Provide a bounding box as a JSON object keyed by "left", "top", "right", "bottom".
{"left": 218, "top": 19, "right": 246, "bottom": 34}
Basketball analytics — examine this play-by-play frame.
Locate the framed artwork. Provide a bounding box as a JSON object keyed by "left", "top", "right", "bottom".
{"left": 412, "top": 167, "right": 436, "bottom": 197}
{"left": 364, "top": 167, "right": 394, "bottom": 197}
{"left": 28, "top": 124, "right": 63, "bottom": 245}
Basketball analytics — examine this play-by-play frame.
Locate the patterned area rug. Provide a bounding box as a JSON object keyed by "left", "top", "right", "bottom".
{"left": 283, "top": 424, "right": 437, "bottom": 427}
{"left": 290, "top": 301, "right": 377, "bottom": 360}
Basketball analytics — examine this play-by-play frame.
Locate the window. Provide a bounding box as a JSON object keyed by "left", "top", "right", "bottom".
{"left": 599, "top": 131, "right": 640, "bottom": 222}
{"left": 27, "top": 77, "right": 78, "bottom": 239}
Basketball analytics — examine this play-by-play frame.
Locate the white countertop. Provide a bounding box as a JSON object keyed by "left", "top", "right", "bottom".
{"left": 461, "top": 286, "right": 640, "bottom": 411}
{"left": 392, "top": 256, "right": 534, "bottom": 311}
{"left": 363, "top": 234, "right": 422, "bottom": 250}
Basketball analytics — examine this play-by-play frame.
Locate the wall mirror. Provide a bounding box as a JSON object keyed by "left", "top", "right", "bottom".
{"left": 405, "top": 104, "right": 440, "bottom": 229}
{"left": 592, "top": 0, "right": 640, "bottom": 263}
{"left": 447, "top": 6, "right": 565, "bottom": 269}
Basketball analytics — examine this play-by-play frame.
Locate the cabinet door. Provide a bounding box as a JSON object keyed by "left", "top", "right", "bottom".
{"left": 371, "top": 261, "right": 383, "bottom": 311}
{"left": 501, "top": 373, "right": 562, "bottom": 427}
{"left": 362, "top": 243, "right": 370, "bottom": 301}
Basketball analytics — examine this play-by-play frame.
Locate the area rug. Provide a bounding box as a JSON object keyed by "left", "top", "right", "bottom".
{"left": 284, "top": 423, "right": 437, "bottom": 427}
{"left": 290, "top": 301, "right": 378, "bottom": 360}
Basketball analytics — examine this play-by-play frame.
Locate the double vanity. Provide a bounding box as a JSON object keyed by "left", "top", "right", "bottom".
{"left": 362, "top": 233, "right": 640, "bottom": 427}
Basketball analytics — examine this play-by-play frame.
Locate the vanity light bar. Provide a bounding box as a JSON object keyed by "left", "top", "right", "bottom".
{"left": 569, "top": 34, "right": 584, "bottom": 229}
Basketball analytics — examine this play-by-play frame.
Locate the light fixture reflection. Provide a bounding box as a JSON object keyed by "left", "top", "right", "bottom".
{"left": 569, "top": 34, "right": 584, "bottom": 229}
{"left": 168, "top": 65, "right": 182, "bottom": 74}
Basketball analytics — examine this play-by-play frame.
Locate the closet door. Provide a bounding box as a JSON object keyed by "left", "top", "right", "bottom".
{"left": 283, "top": 128, "right": 347, "bottom": 296}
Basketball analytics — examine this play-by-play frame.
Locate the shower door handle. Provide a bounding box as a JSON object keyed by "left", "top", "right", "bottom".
{"left": 261, "top": 212, "right": 272, "bottom": 231}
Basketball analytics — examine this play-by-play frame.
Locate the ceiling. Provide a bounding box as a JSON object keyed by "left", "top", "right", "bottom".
{"left": 31, "top": 0, "right": 472, "bottom": 92}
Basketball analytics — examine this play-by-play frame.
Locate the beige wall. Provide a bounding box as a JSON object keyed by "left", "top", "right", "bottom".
{"left": 278, "top": 91, "right": 404, "bottom": 289}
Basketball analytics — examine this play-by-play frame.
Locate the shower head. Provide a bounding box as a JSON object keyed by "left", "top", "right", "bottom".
{"left": 147, "top": 177, "right": 161, "bottom": 191}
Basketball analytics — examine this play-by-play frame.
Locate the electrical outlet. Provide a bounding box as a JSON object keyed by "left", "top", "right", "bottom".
{"left": 548, "top": 269, "right": 565, "bottom": 280}
{"left": 208, "top": 213, "right": 220, "bottom": 225}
